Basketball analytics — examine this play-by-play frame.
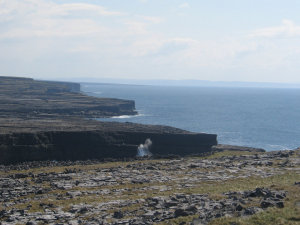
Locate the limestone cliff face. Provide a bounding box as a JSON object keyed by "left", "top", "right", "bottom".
{"left": 0, "top": 131, "right": 217, "bottom": 164}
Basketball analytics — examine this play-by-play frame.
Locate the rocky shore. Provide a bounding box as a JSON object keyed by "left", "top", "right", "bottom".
{"left": 0, "top": 148, "right": 299, "bottom": 225}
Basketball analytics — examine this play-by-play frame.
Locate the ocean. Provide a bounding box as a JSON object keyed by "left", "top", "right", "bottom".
{"left": 81, "top": 83, "right": 300, "bottom": 151}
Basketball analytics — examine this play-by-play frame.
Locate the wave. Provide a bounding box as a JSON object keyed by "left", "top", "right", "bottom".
{"left": 92, "top": 91, "right": 102, "bottom": 95}
{"left": 111, "top": 114, "right": 145, "bottom": 119}
{"left": 266, "top": 144, "right": 291, "bottom": 150}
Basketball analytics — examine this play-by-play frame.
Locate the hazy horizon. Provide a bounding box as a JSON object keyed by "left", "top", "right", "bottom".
{"left": 47, "top": 76, "right": 300, "bottom": 89}
{"left": 2, "top": 74, "right": 300, "bottom": 89}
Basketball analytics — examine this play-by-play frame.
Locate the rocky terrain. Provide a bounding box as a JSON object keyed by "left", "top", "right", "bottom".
{"left": 0, "top": 148, "right": 299, "bottom": 225}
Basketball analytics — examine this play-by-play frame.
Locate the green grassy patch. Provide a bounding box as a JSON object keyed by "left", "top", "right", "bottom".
{"left": 202, "top": 150, "right": 261, "bottom": 160}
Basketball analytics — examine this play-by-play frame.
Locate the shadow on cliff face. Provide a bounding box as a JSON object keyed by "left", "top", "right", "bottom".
{"left": 137, "top": 138, "right": 153, "bottom": 157}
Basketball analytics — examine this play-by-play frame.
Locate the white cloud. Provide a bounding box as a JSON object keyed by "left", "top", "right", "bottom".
{"left": 0, "top": 0, "right": 124, "bottom": 22}
{"left": 250, "top": 19, "right": 300, "bottom": 38}
{"left": 137, "top": 15, "right": 164, "bottom": 24}
{"left": 0, "top": 0, "right": 124, "bottom": 39}
{"left": 0, "top": 19, "right": 108, "bottom": 39}
{"left": 178, "top": 3, "right": 190, "bottom": 9}
{"left": 56, "top": 3, "right": 124, "bottom": 16}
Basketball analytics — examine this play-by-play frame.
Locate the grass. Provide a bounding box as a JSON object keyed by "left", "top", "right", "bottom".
{"left": 155, "top": 215, "right": 200, "bottom": 225}
{"left": 201, "top": 150, "right": 261, "bottom": 160}
{"left": 0, "top": 158, "right": 166, "bottom": 176}
{"left": 185, "top": 170, "right": 299, "bottom": 195}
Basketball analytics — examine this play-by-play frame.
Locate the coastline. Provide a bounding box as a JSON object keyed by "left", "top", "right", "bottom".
{"left": 80, "top": 83, "right": 300, "bottom": 151}
{"left": 0, "top": 76, "right": 217, "bottom": 164}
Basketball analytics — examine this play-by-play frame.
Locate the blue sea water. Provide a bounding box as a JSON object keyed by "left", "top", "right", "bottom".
{"left": 81, "top": 83, "right": 300, "bottom": 151}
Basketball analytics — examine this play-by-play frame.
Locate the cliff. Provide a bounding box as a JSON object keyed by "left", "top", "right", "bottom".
{"left": 0, "top": 117, "right": 217, "bottom": 164}
{"left": 0, "top": 76, "right": 136, "bottom": 118}
{"left": 0, "top": 129, "right": 217, "bottom": 164}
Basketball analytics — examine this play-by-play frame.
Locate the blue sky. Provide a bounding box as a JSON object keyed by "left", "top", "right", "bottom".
{"left": 1, "top": 0, "right": 300, "bottom": 83}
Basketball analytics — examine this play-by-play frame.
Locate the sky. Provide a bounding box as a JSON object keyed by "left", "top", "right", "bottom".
{"left": 1, "top": 0, "right": 300, "bottom": 83}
